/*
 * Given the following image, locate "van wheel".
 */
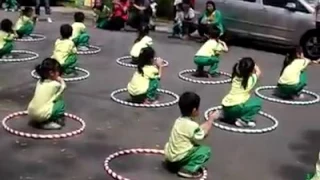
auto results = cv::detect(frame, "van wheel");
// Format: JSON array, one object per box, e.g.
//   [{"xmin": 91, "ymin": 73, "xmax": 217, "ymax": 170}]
[{"xmin": 301, "ymin": 29, "xmax": 320, "ymax": 60}]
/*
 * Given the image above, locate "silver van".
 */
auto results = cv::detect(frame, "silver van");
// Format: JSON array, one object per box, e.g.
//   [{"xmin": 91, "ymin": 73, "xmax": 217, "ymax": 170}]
[{"xmin": 196, "ymin": 0, "xmax": 320, "ymax": 58}]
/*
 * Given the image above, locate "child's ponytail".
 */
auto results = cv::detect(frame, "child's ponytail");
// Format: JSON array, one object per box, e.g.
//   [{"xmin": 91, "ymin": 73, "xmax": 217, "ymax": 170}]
[
  {"xmin": 280, "ymin": 46, "xmax": 300, "ymax": 76},
  {"xmin": 232, "ymin": 57, "xmax": 255, "ymax": 89},
  {"xmin": 35, "ymin": 64, "xmax": 45, "ymax": 81},
  {"xmin": 231, "ymin": 62, "xmax": 239, "ymax": 79}
]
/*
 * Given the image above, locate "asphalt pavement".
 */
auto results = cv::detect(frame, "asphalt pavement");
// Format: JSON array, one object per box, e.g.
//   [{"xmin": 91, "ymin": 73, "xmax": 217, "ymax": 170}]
[{"xmin": 0, "ymin": 10, "xmax": 319, "ymax": 180}]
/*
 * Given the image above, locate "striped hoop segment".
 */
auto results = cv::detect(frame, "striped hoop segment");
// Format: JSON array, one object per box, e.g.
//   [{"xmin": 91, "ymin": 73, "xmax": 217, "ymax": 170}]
[
  {"xmin": 104, "ymin": 148, "xmax": 208, "ymax": 180},
  {"xmin": 2, "ymin": 111, "xmax": 86, "ymax": 139}
]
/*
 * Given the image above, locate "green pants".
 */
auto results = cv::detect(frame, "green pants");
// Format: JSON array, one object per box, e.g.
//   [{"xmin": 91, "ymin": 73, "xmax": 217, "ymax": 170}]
[
  {"xmin": 223, "ymin": 97, "xmax": 262, "ymax": 123},
  {"xmin": 146, "ymin": 78, "xmax": 160, "ymax": 101},
  {"xmin": 49, "ymin": 97, "xmax": 65, "ymax": 121},
  {"xmin": 277, "ymin": 71, "xmax": 307, "ymax": 97},
  {"xmin": 96, "ymin": 18, "xmax": 109, "ymax": 29},
  {"xmin": 130, "ymin": 78, "xmax": 160, "ymax": 103},
  {"xmin": 16, "ymin": 22, "xmax": 34, "ymax": 38},
  {"xmin": 0, "ymin": 41, "xmax": 14, "ymax": 58},
  {"xmin": 166, "ymin": 145, "xmax": 211, "ymax": 173},
  {"xmin": 61, "ymin": 54, "xmax": 77, "ymax": 75},
  {"xmin": 194, "ymin": 56, "xmax": 220, "ymax": 75},
  {"xmin": 73, "ymin": 32, "xmax": 90, "ymax": 47},
  {"xmin": 4, "ymin": 0, "xmax": 17, "ymax": 9},
  {"xmin": 307, "ymin": 152, "xmax": 320, "ymax": 180}
]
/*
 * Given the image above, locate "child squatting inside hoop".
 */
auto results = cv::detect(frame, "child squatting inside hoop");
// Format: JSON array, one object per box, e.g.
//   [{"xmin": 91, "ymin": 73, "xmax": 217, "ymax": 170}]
[
  {"xmin": 71, "ymin": 12, "xmax": 91, "ymax": 51},
  {"xmin": 127, "ymin": 46, "xmax": 164, "ymax": 104},
  {"xmin": 130, "ymin": 25, "xmax": 152, "ymax": 65},
  {"xmin": 15, "ymin": 7, "xmax": 37, "ymax": 39},
  {"xmin": 164, "ymin": 92, "xmax": 219, "ymax": 178},
  {"xmin": 0, "ymin": 19, "xmax": 16, "ymax": 59},
  {"xmin": 52, "ymin": 24, "xmax": 78, "ymax": 75},
  {"xmin": 28, "ymin": 58, "xmax": 66, "ymax": 130},
  {"xmin": 193, "ymin": 26, "xmax": 228, "ymax": 77},
  {"xmin": 276, "ymin": 46, "xmax": 320, "ymax": 100},
  {"xmin": 221, "ymin": 57, "xmax": 262, "ymax": 128}
]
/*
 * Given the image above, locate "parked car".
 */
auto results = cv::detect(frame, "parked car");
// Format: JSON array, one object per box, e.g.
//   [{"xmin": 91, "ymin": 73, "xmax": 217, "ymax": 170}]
[{"xmin": 196, "ymin": 0, "xmax": 320, "ymax": 59}]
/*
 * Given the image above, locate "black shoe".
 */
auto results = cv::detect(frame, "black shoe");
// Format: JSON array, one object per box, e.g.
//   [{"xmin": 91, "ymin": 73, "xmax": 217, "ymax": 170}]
[
  {"xmin": 192, "ymin": 71, "xmax": 209, "ymax": 78},
  {"xmin": 55, "ymin": 118, "xmax": 65, "ymax": 127}
]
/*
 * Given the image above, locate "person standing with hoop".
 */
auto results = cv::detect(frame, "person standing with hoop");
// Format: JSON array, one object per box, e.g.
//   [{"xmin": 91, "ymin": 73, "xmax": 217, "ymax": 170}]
[{"xmin": 35, "ymin": 0, "xmax": 52, "ymax": 23}]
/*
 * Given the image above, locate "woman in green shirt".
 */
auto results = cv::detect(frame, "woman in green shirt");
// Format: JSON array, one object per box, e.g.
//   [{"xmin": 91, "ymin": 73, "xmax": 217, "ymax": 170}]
[{"xmin": 198, "ymin": 1, "xmax": 224, "ymax": 40}]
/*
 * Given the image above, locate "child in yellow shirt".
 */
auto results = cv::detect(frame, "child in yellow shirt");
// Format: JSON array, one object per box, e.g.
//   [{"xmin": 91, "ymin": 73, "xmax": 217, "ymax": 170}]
[
  {"xmin": 15, "ymin": 7, "xmax": 36, "ymax": 38},
  {"xmin": 28, "ymin": 58, "xmax": 66, "ymax": 130},
  {"xmin": 130, "ymin": 25, "xmax": 152, "ymax": 64},
  {"xmin": 52, "ymin": 24, "xmax": 78, "ymax": 75},
  {"xmin": 127, "ymin": 46, "xmax": 163, "ymax": 104},
  {"xmin": 221, "ymin": 57, "xmax": 262, "ymax": 128},
  {"xmin": 164, "ymin": 92, "xmax": 218, "ymax": 178},
  {"xmin": 0, "ymin": 19, "xmax": 16, "ymax": 58},
  {"xmin": 277, "ymin": 46, "xmax": 319, "ymax": 99},
  {"xmin": 193, "ymin": 26, "xmax": 228, "ymax": 77},
  {"xmin": 71, "ymin": 12, "xmax": 90, "ymax": 51}
]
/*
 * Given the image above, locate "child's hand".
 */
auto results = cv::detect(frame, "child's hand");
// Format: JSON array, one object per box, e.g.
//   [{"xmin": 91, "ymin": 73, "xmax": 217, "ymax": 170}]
[
  {"xmin": 55, "ymin": 76, "xmax": 63, "ymax": 83},
  {"xmin": 208, "ymin": 110, "xmax": 219, "ymax": 122},
  {"xmin": 155, "ymin": 57, "xmax": 164, "ymax": 67}
]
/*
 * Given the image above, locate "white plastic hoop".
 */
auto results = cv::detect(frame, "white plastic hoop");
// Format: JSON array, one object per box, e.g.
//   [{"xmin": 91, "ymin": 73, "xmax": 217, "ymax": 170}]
[
  {"xmin": 255, "ymin": 85, "xmax": 320, "ymax": 105},
  {"xmin": 2, "ymin": 111, "xmax": 86, "ymax": 139},
  {"xmin": 178, "ymin": 69, "xmax": 232, "ymax": 85},
  {"xmin": 104, "ymin": 148, "xmax": 208, "ymax": 180},
  {"xmin": 0, "ymin": 50, "xmax": 39, "ymax": 62},
  {"xmin": 31, "ymin": 67, "xmax": 90, "ymax": 82},
  {"xmin": 204, "ymin": 106, "xmax": 279, "ymax": 134},
  {"xmin": 15, "ymin": 34, "xmax": 46, "ymax": 42},
  {"xmin": 116, "ymin": 56, "xmax": 169, "ymax": 68},
  {"xmin": 77, "ymin": 45, "xmax": 101, "ymax": 55},
  {"xmin": 110, "ymin": 88, "xmax": 179, "ymax": 108}
]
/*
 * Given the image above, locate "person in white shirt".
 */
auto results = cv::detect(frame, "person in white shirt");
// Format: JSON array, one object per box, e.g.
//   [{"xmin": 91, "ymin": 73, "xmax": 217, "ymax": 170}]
[{"xmin": 180, "ymin": 0, "xmax": 197, "ymax": 39}]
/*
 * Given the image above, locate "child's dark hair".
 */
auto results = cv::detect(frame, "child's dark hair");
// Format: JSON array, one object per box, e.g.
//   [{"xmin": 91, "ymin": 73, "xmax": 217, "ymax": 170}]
[
  {"xmin": 280, "ymin": 46, "xmax": 303, "ymax": 75},
  {"xmin": 134, "ymin": 25, "xmax": 150, "ymax": 43},
  {"xmin": 35, "ymin": 58, "xmax": 61, "ymax": 81},
  {"xmin": 74, "ymin": 12, "xmax": 85, "ymax": 22},
  {"xmin": 60, "ymin": 24, "xmax": 73, "ymax": 39},
  {"xmin": 206, "ymin": 0, "xmax": 216, "ymax": 10},
  {"xmin": 179, "ymin": 92, "xmax": 200, "ymax": 117},
  {"xmin": 232, "ymin": 57, "xmax": 256, "ymax": 89},
  {"xmin": 208, "ymin": 26, "xmax": 220, "ymax": 39},
  {"xmin": 0, "ymin": 19, "xmax": 14, "ymax": 33},
  {"xmin": 21, "ymin": 7, "xmax": 33, "ymax": 17},
  {"xmin": 182, "ymin": 0, "xmax": 191, "ymax": 5},
  {"xmin": 137, "ymin": 46, "xmax": 155, "ymax": 76}
]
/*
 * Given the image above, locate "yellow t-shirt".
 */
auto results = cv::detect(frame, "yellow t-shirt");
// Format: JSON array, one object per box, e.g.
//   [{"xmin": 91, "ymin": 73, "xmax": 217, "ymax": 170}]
[
  {"xmin": 127, "ymin": 65, "xmax": 159, "ymax": 96},
  {"xmin": 27, "ymin": 79, "xmax": 66, "ymax": 121},
  {"xmin": 71, "ymin": 22, "xmax": 86, "ymax": 39},
  {"xmin": 0, "ymin": 30, "xmax": 15, "ymax": 49},
  {"xmin": 222, "ymin": 74, "xmax": 258, "ymax": 106},
  {"xmin": 278, "ymin": 58, "xmax": 310, "ymax": 85},
  {"xmin": 164, "ymin": 117, "xmax": 205, "ymax": 162},
  {"xmin": 195, "ymin": 39, "xmax": 224, "ymax": 57},
  {"xmin": 51, "ymin": 39, "xmax": 77, "ymax": 65},
  {"xmin": 15, "ymin": 16, "xmax": 33, "ymax": 30},
  {"xmin": 130, "ymin": 36, "xmax": 153, "ymax": 58}
]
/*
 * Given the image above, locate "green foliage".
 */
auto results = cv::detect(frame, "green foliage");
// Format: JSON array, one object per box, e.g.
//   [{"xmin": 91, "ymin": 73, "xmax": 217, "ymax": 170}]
[{"xmin": 156, "ymin": 0, "xmax": 173, "ymax": 19}]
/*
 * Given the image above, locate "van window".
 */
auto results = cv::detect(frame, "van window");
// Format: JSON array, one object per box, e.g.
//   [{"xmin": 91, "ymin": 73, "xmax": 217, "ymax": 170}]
[{"xmin": 263, "ymin": 0, "xmax": 309, "ymax": 13}]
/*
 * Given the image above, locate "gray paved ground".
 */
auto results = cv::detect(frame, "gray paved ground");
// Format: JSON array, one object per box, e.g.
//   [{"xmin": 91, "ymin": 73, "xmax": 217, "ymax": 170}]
[{"xmin": 0, "ymin": 10, "xmax": 319, "ymax": 180}]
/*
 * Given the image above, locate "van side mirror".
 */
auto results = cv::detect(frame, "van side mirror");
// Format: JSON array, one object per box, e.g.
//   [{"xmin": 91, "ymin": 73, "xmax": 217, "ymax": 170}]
[{"xmin": 285, "ymin": 2, "xmax": 296, "ymax": 11}]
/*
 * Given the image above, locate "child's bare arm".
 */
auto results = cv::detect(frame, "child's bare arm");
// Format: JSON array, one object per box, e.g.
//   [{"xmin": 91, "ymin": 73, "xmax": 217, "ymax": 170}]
[
  {"xmin": 219, "ymin": 40, "xmax": 228, "ymax": 52},
  {"xmin": 200, "ymin": 111, "xmax": 219, "ymax": 135},
  {"xmin": 254, "ymin": 64, "xmax": 262, "ymax": 78}
]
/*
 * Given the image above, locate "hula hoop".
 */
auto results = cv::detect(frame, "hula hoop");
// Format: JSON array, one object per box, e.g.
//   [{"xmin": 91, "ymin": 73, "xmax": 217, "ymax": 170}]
[
  {"xmin": 31, "ymin": 67, "xmax": 90, "ymax": 82},
  {"xmin": 255, "ymin": 85, "xmax": 320, "ymax": 105},
  {"xmin": 77, "ymin": 45, "xmax": 101, "ymax": 55},
  {"xmin": 116, "ymin": 56, "xmax": 169, "ymax": 68},
  {"xmin": 204, "ymin": 106, "xmax": 279, "ymax": 134},
  {"xmin": 178, "ymin": 69, "xmax": 232, "ymax": 85},
  {"xmin": 0, "ymin": 50, "xmax": 39, "ymax": 62},
  {"xmin": 104, "ymin": 148, "xmax": 208, "ymax": 180},
  {"xmin": 2, "ymin": 111, "xmax": 86, "ymax": 139},
  {"xmin": 110, "ymin": 88, "xmax": 179, "ymax": 108},
  {"xmin": 15, "ymin": 34, "xmax": 46, "ymax": 42}
]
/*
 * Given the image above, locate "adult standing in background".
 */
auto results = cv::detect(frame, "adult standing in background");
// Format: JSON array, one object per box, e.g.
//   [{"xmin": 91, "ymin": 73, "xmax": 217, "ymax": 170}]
[{"xmin": 35, "ymin": 0, "xmax": 52, "ymax": 23}]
